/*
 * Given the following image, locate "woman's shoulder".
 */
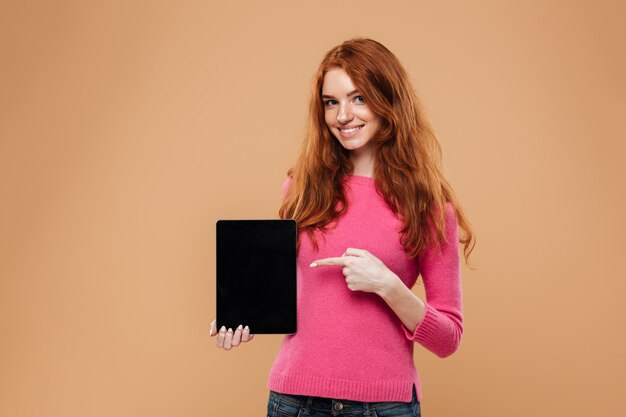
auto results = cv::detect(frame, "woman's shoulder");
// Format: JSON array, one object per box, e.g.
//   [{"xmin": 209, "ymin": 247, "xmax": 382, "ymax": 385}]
[
  {"xmin": 443, "ymin": 201, "xmax": 456, "ymax": 221},
  {"xmin": 424, "ymin": 201, "xmax": 458, "ymax": 244},
  {"xmin": 281, "ymin": 175, "xmax": 293, "ymax": 198},
  {"xmin": 430, "ymin": 201, "xmax": 457, "ymax": 223}
]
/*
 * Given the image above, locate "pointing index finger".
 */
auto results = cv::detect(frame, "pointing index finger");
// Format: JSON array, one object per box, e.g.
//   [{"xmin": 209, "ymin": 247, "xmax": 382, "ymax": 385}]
[{"xmin": 310, "ymin": 257, "xmax": 347, "ymax": 267}]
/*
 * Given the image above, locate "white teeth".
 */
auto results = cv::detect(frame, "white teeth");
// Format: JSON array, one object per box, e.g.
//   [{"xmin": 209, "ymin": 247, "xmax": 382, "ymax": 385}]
[{"xmin": 339, "ymin": 125, "xmax": 363, "ymax": 133}]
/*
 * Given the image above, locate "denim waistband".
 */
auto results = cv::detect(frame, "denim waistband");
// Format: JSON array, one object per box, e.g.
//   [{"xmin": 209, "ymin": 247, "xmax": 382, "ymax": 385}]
[{"xmin": 269, "ymin": 385, "xmax": 418, "ymax": 414}]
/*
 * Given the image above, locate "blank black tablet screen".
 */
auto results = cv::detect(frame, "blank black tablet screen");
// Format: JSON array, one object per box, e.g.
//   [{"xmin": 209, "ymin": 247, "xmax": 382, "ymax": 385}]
[{"xmin": 216, "ymin": 219, "xmax": 296, "ymax": 334}]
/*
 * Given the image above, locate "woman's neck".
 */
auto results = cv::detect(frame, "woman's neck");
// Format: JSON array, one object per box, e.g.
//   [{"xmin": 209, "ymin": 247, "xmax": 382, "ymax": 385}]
[{"xmin": 349, "ymin": 147, "xmax": 375, "ymax": 177}]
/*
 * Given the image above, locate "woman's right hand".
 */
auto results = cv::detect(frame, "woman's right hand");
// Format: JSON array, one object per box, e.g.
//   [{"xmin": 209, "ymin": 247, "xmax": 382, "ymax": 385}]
[{"xmin": 209, "ymin": 319, "xmax": 255, "ymax": 350}]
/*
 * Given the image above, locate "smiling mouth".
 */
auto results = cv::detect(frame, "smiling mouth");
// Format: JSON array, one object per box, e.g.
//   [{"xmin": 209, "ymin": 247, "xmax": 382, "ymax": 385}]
[{"xmin": 338, "ymin": 125, "xmax": 364, "ymax": 133}]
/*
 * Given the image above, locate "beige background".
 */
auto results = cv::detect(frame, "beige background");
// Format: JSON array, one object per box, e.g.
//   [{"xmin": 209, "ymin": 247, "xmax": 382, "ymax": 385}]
[{"xmin": 1, "ymin": 1, "xmax": 625, "ymax": 416}]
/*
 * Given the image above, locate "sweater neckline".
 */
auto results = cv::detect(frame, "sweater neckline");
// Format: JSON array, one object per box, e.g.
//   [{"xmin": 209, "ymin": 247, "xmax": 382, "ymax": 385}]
[{"xmin": 344, "ymin": 174, "xmax": 375, "ymax": 186}]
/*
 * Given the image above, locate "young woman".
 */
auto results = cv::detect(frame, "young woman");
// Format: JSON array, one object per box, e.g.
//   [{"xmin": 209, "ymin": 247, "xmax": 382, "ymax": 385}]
[{"xmin": 210, "ymin": 37, "xmax": 475, "ymax": 417}]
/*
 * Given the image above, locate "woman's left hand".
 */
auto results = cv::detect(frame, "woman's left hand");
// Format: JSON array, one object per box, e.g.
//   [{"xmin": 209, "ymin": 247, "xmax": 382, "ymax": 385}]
[{"xmin": 310, "ymin": 247, "xmax": 397, "ymax": 295}]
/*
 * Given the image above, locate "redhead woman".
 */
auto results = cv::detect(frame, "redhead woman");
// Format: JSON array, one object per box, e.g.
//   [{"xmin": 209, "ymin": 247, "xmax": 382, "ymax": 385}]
[{"xmin": 209, "ymin": 37, "xmax": 475, "ymax": 417}]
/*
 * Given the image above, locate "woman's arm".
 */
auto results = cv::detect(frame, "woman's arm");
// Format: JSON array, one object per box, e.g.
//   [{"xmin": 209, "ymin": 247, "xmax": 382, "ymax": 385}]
[
  {"xmin": 378, "ymin": 273, "xmax": 428, "ymax": 338},
  {"xmin": 378, "ymin": 202, "xmax": 464, "ymax": 358}
]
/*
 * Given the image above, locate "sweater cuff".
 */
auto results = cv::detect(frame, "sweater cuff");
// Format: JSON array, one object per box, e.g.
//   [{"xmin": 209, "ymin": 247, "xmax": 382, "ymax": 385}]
[{"xmin": 401, "ymin": 303, "xmax": 440, "ymax": 342}]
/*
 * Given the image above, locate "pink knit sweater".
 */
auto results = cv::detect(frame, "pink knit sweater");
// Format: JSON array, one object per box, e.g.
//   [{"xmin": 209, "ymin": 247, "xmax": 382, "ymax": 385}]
[{"xmin": 266, "ymin": 174, "xmax": 463, "ymax": 403}]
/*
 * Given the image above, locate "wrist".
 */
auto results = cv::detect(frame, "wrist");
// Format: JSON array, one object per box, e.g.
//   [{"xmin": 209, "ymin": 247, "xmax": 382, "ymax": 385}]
[{"xmin": 377, "ymin": 270, "xmax": 402, "ymax": 300}]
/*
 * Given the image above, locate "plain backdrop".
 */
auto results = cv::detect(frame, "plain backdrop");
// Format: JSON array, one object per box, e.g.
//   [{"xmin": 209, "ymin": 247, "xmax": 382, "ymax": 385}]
[{"xmin": 1, "ymin": 1, "xmax": 625, "ymax": 416}]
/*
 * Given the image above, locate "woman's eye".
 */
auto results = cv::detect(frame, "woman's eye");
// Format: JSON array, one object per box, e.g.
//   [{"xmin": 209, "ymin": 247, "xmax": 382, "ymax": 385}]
[{"xmin": 323, "ymin": 97, "xmax": 364, "ymax": 106}]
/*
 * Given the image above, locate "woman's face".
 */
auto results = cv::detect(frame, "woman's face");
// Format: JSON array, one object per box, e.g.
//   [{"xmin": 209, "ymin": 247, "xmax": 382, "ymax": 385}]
[{"xmin": 322, "ymin": 68, "xmax": 382, "ymax": 153}]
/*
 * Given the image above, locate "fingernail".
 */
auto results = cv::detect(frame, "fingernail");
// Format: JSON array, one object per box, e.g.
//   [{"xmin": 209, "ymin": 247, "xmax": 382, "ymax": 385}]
[
  {"xmin": 237, "ymin": 325, "xmax": 243, "ymax": 330},
  {"xmin": 227, "ymin": 328, "xmax": 233, "ymax": 333},
  {"xmin": 220, "ymin": 326, "xmax": 226, "ymax": 332},
  {"xmin": 244, "ymin": 325, "xmax": 249, "ymax": 331},
  {"xmin": 309, "ymin": 262, "xmax": 317, "ymax": 267}
]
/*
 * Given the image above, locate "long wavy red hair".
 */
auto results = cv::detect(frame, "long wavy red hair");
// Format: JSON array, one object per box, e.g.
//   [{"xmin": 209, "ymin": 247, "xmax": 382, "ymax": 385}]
[{"xmin": 279, "ymin": 38, "xmax": 476, "ymax": 267}]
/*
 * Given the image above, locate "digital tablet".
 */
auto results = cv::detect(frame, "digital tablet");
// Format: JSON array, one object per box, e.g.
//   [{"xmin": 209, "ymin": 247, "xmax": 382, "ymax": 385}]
[{"xmin": 216, "ymin": 219, "xmax": 297, "ymax": 334}]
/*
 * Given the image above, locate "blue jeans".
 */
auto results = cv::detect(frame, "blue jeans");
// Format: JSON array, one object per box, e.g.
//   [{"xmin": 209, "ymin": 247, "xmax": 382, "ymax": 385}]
[{"xmin": 267, "ymin": 385, "xmax": 421, "ymax": 417}]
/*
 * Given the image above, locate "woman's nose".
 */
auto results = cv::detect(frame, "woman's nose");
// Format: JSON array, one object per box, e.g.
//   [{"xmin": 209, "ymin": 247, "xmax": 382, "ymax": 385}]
[{"xmin": 337, "ymin": 103, "xmax": 353, "ymax": 124}]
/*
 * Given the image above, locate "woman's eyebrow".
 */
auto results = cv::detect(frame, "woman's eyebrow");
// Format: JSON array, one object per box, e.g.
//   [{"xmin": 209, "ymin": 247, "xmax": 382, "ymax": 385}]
[{"xmin": 321, "ymin": 89, "xmax": 360, "ymax": 99}]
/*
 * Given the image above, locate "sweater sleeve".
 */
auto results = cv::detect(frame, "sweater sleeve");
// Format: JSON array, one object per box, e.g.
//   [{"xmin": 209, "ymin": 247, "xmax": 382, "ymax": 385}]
[{"xmin": 401, "ymin": 201, "xmax": 464, "ymax": 358}]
